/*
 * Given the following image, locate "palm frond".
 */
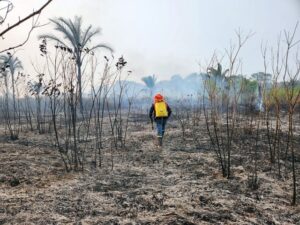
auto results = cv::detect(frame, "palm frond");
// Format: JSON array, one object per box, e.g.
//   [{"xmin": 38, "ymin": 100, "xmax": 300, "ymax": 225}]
[
  {"xmin": 82, "ymin": 27, "xmax": 101, "ymax": 47},
  {"xmin": 49, "ymin": 18, "xmax": 76, "ymax": 47},
  {"xmin": 89, "ymin": 44, "xmax": 113, "ymax": 53},
  {"xmin": 64, "ymin": 17, "xmax": 81, "ymax": 45},
  {"xmin": 39, "ymin": 34, "xmax": 69, "ymax": 48},
  {"xmin": 82, "ymin": 25, "xmax": 94, "ymax": 46}
]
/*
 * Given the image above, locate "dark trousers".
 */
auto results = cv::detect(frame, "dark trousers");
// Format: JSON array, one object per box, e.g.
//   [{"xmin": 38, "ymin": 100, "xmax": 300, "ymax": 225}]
[{"xmin": 155, "ymin": 118, "xmax": 167, "ymax": 137}]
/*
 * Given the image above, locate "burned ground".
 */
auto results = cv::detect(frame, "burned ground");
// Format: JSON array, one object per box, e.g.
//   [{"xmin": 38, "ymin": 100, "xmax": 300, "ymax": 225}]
[{"xmin": 0, "ymin": 119, "xmax": 299, "ymax": 225}]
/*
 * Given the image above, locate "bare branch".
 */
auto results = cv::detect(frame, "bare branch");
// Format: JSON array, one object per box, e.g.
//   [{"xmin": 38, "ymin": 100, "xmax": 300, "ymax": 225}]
[
  {"xmin": 0, "ymin": 0, "xmax": 53, "ymax": 37},
  {"xmin": 0, "ymin": 0, "xmax": 13, "ymax": 25},
  {"xmin": 0, "ymin": 15, "xmax": 49, "ymax": 54}
]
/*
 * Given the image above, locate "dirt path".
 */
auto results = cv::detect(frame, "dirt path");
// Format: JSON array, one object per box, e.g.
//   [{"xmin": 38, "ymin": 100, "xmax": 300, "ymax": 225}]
[{"xmin": 0, "ymin": 128, "xmax": 299, "ymax": 224}]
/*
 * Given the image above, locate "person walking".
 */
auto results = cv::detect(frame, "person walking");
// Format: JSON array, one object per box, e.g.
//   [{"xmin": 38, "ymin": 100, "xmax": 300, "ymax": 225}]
[{"xmin": 149, "ymin": 93, "xmax": 172, "ymax": 147}]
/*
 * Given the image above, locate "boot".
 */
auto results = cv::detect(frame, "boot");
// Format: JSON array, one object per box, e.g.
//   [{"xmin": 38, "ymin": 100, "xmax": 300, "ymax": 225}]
[
  {"xmin": 158, "ymin": 136, "xmax": 163, "ymax": 147},
  {"xmin": 154, "ymin": 136, "xmax": 160, "ymax": 147}
]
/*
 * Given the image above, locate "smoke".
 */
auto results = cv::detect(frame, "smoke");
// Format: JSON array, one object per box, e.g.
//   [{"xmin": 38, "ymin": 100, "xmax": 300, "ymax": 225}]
[
  {"xmin": 294, "ymin": 0, "xmax": 300, "ymax": 13},
  {"xmin": 111, "ymin": 73, "xmax": 205, "ymax": 101}
]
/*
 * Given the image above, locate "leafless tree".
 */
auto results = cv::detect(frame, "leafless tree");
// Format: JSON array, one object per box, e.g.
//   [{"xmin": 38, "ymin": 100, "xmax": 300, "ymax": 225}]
[
  {"xmin": 281, "ymin": 23, "xmax": 300, "ymax": 205},
  {"xmin": 203, "ymin": 30, "xmax": 253, "ymax": 178},
  {"xmin": 0, "ymin": 0, "xmax": 53, "ymax": 53}
]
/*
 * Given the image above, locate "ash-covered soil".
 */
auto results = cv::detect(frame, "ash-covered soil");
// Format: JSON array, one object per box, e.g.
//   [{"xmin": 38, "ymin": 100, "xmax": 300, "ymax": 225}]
[{"xmin": 0, "ymin": 124, "xmax": 299, "ymax": 225}]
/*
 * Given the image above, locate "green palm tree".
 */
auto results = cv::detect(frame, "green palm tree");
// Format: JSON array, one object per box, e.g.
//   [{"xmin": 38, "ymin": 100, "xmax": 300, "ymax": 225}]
[
  {"xmin": 142, "ymin": 74, "xmax": 157, "ymax": 98},
  {"xmin": 39, "ymin": 16, "xmax": 113, "ymax": 112},
  {"xmin": 207, "ymin": 63, "xmax": 230, "ymax": 90},
  {"xmin": 207, "ymin": 63, "xmax": 229, "ymax": 78}
]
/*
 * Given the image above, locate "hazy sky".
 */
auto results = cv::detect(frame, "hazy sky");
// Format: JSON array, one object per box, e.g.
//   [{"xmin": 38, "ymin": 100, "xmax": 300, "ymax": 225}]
[{"xmin": 1, "ymin": 0, "xmax": 300, "ymax": 81}]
